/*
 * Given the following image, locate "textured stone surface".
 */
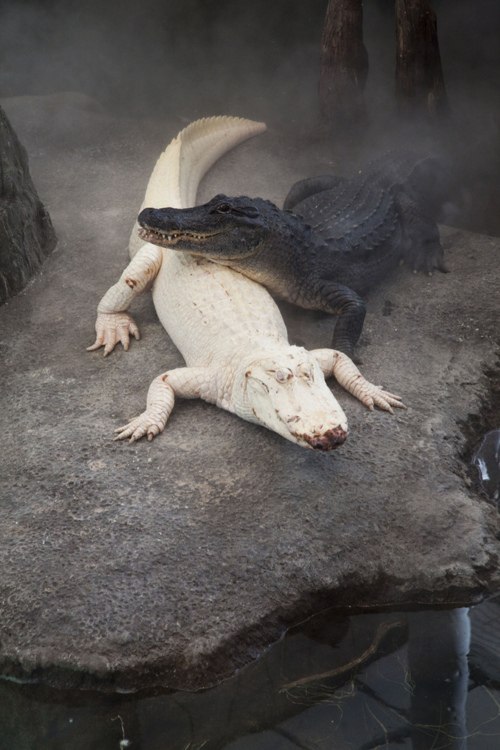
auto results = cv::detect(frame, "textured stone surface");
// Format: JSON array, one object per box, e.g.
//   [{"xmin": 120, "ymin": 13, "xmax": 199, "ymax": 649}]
[
  {"xmin": 0, "ymin": 93, "xmax": 499, "ymax": 691},
  {"xmin": 0, "ymin": 104, "xmax": 56, "ymax": 304}
]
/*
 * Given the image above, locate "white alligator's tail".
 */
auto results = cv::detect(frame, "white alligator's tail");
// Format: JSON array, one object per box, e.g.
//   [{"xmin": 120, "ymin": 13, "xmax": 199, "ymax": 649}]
[{"xmin": 129, "ymin": 116, "xmax": 267, "ymax": 258}]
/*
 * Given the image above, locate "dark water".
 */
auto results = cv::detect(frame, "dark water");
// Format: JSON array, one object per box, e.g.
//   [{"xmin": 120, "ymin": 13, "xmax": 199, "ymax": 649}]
[
  {"xmin": 1, "ymin": 596, "xmax": 500, "ymax": 749},
  {"xmin": 473, "ymin": 430, "xmax": 500, "ymax": 505}
]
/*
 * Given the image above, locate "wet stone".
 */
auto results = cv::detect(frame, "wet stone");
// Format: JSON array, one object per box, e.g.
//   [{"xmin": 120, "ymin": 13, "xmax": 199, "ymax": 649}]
[{"xmin": 0, "ymin": 93, "xmax": 499, "ymax": 691}]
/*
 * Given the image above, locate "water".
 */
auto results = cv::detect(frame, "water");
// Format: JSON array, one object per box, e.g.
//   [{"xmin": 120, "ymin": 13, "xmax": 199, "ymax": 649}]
[
  {"xmin": 1, "ymin": 596, "xmax": 500, "ymax": 749},
  {"xmin": 473, "ymin": 430, "xmax": 500, "ymax": 504}
]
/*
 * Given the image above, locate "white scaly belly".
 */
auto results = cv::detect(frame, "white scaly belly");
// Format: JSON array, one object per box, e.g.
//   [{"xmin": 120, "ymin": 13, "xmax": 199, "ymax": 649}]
[{"xmin": 152, "ymin": 249, "xmax": 288, "ymax": 368}]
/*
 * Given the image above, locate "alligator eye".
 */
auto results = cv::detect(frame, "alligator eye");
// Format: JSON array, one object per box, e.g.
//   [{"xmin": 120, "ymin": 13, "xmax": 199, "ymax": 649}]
[
  {"xmin": 216, "ymin": 203, "xmax": 232, "ymax": 213},
  {"xmin": 276, "ymin": 369, "xmax": 292, "ymax": 383}
]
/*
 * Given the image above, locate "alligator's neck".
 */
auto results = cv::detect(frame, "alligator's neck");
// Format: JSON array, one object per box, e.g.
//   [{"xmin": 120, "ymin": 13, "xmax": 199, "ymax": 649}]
[{"xmin": 213, "ymin": 212, "xmax": 324, "ymax": 305}]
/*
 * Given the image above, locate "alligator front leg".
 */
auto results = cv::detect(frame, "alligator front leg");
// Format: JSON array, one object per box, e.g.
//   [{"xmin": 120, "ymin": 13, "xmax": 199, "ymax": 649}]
[
  {"xmin": 87, "ymin": 244, "xmax": 163, "ymax": 355},
  {"xmin": 311, "ymin": 348, "xmax": 405, "ymax": 413},
  {"xmin": 114, "ymin": 367, "xmax": 211, "ymax": 443},
  {"xmin": 308, "ymin": 281, "xmax": 366, "ymax": 359}
]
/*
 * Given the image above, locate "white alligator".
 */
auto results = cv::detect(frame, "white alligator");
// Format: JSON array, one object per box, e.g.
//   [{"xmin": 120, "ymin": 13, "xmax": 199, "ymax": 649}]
[{"xmin": 88, "ymin": 116, "xmax": 404, "ymax": 450}]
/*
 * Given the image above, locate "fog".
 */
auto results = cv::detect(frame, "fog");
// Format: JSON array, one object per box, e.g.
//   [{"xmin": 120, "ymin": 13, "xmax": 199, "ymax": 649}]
[
  {"xmin": 0, "ymin": 0, "xmax": 325, "ymax": 122},
  {"xmin": 1, "ymin": 0, "xmax": 499, "ymax": 232}
]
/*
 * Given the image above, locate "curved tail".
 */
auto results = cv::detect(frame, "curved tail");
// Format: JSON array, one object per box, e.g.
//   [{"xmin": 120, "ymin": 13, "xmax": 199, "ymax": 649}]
[{"xmin": 129, "ymin": 116, "xmax": 266, "ymax": 257}]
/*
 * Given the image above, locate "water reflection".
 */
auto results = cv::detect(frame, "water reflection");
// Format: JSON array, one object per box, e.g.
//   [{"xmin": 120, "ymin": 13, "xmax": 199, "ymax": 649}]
[
  {"xmin": 473, "ymin": 429, "xmax": 500, "ymax": 504},
  {"xmin": 407, "ymin": 610, "xmax": 469, "ymax": 750},
  {"xmin": 1, "ymin": 598, "xmax": 500, "ymax": 749}
]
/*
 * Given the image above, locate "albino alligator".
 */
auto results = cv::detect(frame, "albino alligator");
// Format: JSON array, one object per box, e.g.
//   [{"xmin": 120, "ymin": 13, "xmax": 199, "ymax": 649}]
[
  {"xmin": 88, "ymin": 117, "xmax": 404, "ymax": 450},
  {"xmin": 138, "ymin": 152, "xmax": 448, "ymax": 357}
]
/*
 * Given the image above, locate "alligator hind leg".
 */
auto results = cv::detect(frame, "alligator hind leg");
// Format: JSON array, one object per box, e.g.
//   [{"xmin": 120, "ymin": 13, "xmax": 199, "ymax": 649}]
[
  {"xmin": 114, "ymin": 366, "xmax": 210, "ymax": 443},
  {"xmin": 398, "ymin": 195, "xmax": 448, "ymax": 274},
  {"xmin": 283, "ymin": 175, "xmax": 347, "ymax": 211},
  {"xmin": 307, "ymin": 280, "xmax": 366, "ymax": 359},
  {"xmin": 311, "ymin": 349, "xmax": 406, "ymax": 412}
]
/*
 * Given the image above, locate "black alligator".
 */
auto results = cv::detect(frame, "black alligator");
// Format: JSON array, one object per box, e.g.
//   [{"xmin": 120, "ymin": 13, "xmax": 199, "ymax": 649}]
[{"xmin": 138, "ymin": 153, "xmax": 449, "ymax": 357}]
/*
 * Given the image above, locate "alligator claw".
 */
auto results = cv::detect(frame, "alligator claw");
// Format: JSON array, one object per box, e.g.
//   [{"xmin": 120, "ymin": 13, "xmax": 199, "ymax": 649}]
[
  {"xmin": 87, "ymin": 312, "xmax": 140, "ymax": 356},
  {"xmin": 362, "ymin": 386, "xmax": 406, "ymax": 413},
  {"xmin": 114, "ymin": 412, "xmax": 165, "ymax": 443}
]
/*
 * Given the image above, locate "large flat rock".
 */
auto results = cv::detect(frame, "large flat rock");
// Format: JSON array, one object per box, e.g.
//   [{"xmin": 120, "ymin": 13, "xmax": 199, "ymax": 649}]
[{"xmin": 0, "ymin": 94, "xmax": 499, "ymax": 691}]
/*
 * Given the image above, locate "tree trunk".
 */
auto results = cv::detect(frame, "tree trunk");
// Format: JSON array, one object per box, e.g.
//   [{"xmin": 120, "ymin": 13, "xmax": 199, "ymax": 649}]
[
  {"xmin": 395, "ymin": 0, "xmax": 449, "ymax": 116},
  {"xmin": 319, "ymin": 0, "xmax": 368, "ymax": 129}
]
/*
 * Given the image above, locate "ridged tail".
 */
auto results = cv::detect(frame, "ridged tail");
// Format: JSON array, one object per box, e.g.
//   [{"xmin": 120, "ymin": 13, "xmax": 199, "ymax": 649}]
[{"xmin": 129, "ymin": 116, "xmax": 267, "ymax": 257}]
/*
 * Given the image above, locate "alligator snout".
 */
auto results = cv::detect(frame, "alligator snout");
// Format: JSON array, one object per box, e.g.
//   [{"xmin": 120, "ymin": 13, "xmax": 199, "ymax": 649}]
[
  {"xmin": 304, "ymin": 427, "xmax": 348, "ymax": 451},
  {"xmin": 139, "ymin": 207, "xmax": 178, "ymax": 230}
]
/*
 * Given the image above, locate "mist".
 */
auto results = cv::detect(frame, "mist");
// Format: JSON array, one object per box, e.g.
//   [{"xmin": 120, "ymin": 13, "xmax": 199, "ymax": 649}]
[{"xmin": 1, "ymin": 0, "xmax": 499, "ymax": 232}]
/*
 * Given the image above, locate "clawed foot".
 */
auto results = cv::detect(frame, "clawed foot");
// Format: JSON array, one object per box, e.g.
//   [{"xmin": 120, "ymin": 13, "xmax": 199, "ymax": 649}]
[
  {"xmin": 404, "ymin": 240, "xmax": 449, "ymax": 276},
  {"xmin": 87, "ymin": 312, "xmax": 140, "ymax": 356},
  {"xmin": 354, "ymin": 379, "xmax": 406, "ymax": 413},
  {"xmin": 114, "ymin": 411, "xmax": 166, "ymax": 443},
  {"xmin": 329, "ymin": 351, "xmax": 406, "ymax": 414}
]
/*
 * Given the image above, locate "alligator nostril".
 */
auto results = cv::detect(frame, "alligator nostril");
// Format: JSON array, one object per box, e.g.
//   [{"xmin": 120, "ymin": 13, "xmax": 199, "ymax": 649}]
[
  {"xmin": 139, "ymin": 207, "xmax": 177, "ymax": 230},
  {"xmin": 138, "ymin": 207, "xmax": 160, "ymax": 227}
]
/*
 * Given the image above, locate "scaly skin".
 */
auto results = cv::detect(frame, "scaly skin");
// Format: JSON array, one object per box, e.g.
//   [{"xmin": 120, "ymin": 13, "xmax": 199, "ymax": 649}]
[
  {"xmin": 138, "ymin": 152, "xmax": 449, "ymax": 357},
  {"xmin": 88, "ymin": 117, "xmax": 404, "ymax": 450}
]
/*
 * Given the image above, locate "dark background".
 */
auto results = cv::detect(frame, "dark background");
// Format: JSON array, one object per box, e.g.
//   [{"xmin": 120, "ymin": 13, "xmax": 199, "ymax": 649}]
[
  {"xmin": 1, "ymin": 1, "xmax": 499, "ymax": 118},
  {"xmin": 1, "ymin": 0, "xmax": 499, "ymax": 232}
]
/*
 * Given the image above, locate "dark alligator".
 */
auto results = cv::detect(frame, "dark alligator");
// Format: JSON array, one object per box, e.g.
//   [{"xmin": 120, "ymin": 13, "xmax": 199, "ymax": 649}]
[{"xmin": 138, "ymin": 153, "xmax": 450, "ymax": 357}]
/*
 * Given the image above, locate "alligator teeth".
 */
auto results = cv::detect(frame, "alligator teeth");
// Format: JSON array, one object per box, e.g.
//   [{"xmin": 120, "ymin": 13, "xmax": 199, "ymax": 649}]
[{"xmin": 138, "ymin": 226, "xmax": 209, "ymax": 244}]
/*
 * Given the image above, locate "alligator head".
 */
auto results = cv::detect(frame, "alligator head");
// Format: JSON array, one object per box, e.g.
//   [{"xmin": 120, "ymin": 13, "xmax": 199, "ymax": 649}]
[
  {"xmin": 232, "ymin": 347, "xmax": 348, "ymax": 451},
  {"xmin": 137, "ymin": 194, "xmax": 307, "ymax": 267}
]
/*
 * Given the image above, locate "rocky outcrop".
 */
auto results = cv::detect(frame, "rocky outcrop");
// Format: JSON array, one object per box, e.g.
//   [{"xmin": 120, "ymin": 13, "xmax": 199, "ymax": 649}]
[
  {"xmin": 0, "ymin": 105, "xmax": 56, "ymax": 304},
  {"xmin": 0, "ymin": 96, "xmax": 498, "ymax": 692}
]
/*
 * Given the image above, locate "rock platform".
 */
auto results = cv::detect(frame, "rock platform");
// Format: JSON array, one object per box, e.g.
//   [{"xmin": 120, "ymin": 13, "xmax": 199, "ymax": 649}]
[{"xmin": 0, "ymin": 94, "xmax": 498, "ymax": 690}]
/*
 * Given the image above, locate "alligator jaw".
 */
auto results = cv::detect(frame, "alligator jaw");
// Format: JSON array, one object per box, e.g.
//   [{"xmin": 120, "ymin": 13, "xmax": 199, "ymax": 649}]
[
  {"xmin": 138, "ymin": 224, "xmax": 260, "ymax": 262},
  {"xmin": 137, "ymin": 225, "xmax": 220, "ymax": 248}
]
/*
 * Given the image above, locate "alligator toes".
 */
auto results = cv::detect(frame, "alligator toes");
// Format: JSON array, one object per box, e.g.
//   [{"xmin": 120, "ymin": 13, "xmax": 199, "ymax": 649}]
[
  {"xmin": 88, "ymin": 312, "xmax": 141, "ymax": 356},
  {"xmin": 407, "ymin": 241, "xmax": 447, "ymax": 277},
  {"xmin": 362, "ymin": 386, "xmax": 406, "ymax": 413},
  {"xmin": 114, "ymin": 412, "xmax": 166, "ymax": 443},
  {"xmin": 372, "ymin": 393, "xmax": 404, "ymax": 412}
]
